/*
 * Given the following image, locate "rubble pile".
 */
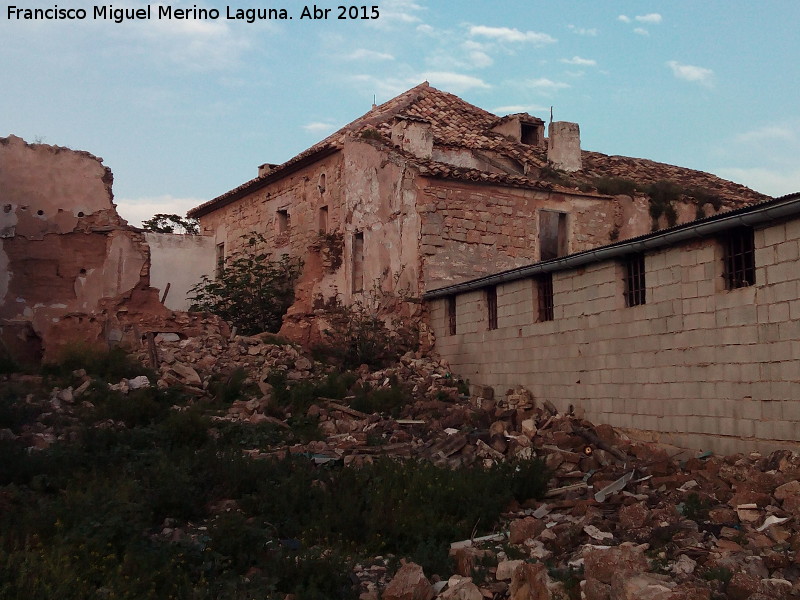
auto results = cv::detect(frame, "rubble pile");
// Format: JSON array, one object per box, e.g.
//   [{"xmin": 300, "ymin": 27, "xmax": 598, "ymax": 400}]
[{"xmin": 4, "ymin": 333, "xmax": 800, "ymax": 600}]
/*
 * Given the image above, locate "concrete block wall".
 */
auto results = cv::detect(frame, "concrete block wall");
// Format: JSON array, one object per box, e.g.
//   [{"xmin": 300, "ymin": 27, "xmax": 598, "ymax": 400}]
[{"xmin": 431, "ymin": 219, "xmax": 800, "ymax": 454}]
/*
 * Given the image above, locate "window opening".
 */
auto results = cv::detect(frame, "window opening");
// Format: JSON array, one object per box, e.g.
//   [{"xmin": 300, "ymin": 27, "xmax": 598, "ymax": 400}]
[
  {"xmin": 447, "ymin": 296, "xmax": 457, "ymax": 335},
  {"xmin": 319, "ymin": 206, "xmax": 329, "ymax": 233},
  {"xmin": 277, "ymin": 209, "xmax": 290, "ymax": 234},
  {"xmin": 723, "ymin": 227, "xmax": 755, "ymax": 289},
  {"xmin": 536, "ymin": 273, "xmax": 554, "ymax": 322},
  {"xmin": 486, "ymin": 286, "xmax": 498, "ymax": 330},
  {"xmin": 352, "ymin": 232, "xmax": 364, "ymax": 292},
  {"xmin": 215, "ymin": 243, "xmax": 225, "ymax": 279},
  {"xmin": 539, "ymin": 211, "xmax": 568, "ymax": 261},
  {"xmin": 521, "ymin": 123, "xmax": 540, "ymax": 145},
  {"xmin": 623, "ymin": 254, "xmax": 646, "ymax": 307}
]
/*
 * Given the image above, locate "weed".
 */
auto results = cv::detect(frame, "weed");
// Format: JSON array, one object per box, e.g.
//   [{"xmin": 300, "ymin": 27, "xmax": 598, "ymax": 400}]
[
  {"xmin": 360, "ymin": 128, "xmax": 384, "ymax": 141},
  {"xmin": 701, "ymin": 566, "xmax": 733, "ymax": 584},
  {"xmin": 594, "ymin": 176, "xmax": 637, "ymax": 196},
  {"xmin": 189, "ymin": 233, "xmax": 302, "ymax": 335},
  {"xmin": 680, "ymin": 492, "xmax": 711, "ymax": 522},
  {"xmin": 43, "ymin": 343, "xmax": 150, "ymax": 384}
]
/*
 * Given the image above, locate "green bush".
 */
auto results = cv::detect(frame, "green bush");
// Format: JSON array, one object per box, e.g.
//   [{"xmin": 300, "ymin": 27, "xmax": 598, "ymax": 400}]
[
  {"xmin": 189, "ymin": 233, "xmax": 303, "ymax": 335},
  {"xmin": 593, "ymin": 176, "xmax": 637, "ymax": 196},
  {"xmin": 43, "ymin": 344, "xmax": 150, "ymax": 384},
  {"xmin": 313, "ymin": 294, "xmax": 419, "ymax": 370}
]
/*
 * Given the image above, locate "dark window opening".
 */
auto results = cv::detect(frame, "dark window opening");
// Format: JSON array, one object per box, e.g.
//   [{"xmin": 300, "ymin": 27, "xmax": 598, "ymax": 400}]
[
  {"xmin": 319, "ymin": 206, "xmax": 329, "ymax": 233},
  {"xmin": 447, "ymin": 296, "xmax": 457, "ymax": 335},
  {"xmin": 623, "ymin": 254, "xmax": 646, "ymax": 307},
  {"xmin": 521, "ymin": 123, "xmax": 540, "ymax": 145},
  {"xmin": 723, "ymin": 227, "xmax": 756, "ymax": 289},
  {"xmin": 486, "ymin": 286, "xmax": 498, "ymax": 330},
  {"xmin": 277, "ymin": 209, "xmax": 290, "ymax": 234},
  {"xmin": 215, "ymin": 243, "xmax": 225, "ymax": 279},
  {"xmin": 352, "ymin": 232, "xmax": 364, "ymax": 292},
  {"xmin": 539, "ymin": 210, "xmax": 568, "ymax": 261},
  {"xmin": 536, "ymin": 274, "xmax": 554, "ymax": 322}
]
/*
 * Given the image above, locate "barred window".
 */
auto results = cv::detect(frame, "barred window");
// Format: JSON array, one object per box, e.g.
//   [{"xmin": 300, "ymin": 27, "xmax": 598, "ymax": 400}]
[
  {"xmin": 486, "ymin": 286, "xmax": 498, "ymax": 330},
  {"xmin": 623, "ymin": 254, "xmax": 646, "ymax": 307},
  {"xmin": 447, "ymin": 296, "xmax": 457, "ymax": 335},
  {"xmin": 723, "ymin": 227, "xmax": 755, "ymax": 289},
  {"xmin": 536, "ymin": 273, "xmax": 554, "ymax": 322}
]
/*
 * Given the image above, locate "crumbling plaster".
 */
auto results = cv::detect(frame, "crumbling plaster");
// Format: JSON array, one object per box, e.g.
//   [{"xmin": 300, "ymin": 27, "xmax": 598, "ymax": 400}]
[
  {"xmin": 145, "ymin": 232, "xmax": 217, "ymax": 311},
  {"xmin": 0, "ymin": 135, "xmax": 218, "ymax": 363}
]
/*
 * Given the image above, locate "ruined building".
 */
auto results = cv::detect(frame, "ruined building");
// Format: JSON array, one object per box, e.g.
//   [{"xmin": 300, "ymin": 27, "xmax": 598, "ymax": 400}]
[
  {"xmin": 188, "ymin": 82, "xmax": 769, "ymax": 339},
  {"xmin": 0, "ymin": 135, "xmax": 225, "ymax": 364}
]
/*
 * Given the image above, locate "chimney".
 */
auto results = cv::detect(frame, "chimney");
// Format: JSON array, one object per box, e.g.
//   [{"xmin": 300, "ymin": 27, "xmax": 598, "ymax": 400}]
[
  {"xmin": 390, "ymin": 117, "xmax": 433, "ymax": 159},
  {"xmin": 258, "ymin": 163, "xmax": 278, "ymax": 177},
  {"xmin": 547, "ymin": 122, "xmax": 582, "ymax": 172}
]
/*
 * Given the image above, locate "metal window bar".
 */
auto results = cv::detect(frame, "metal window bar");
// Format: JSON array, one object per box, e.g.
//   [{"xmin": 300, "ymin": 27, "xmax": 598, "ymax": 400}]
[
  {"xmin": 624, "ymin": 254, "xmax": 646, "ymax": 307},
  {"xmin": 537, "ymin": 273, "xmax": 554, "ymax": 322},
  {"xmin": 447, "ymin": 296, "xmax": 457, "ymax": 335},
  {"xmin": 724, "ymin": 228, "xmax": 755, "ymax": 289},
  {"xmin": 486, "ymin": 286, "xmax": 498, "ymax": 330}
]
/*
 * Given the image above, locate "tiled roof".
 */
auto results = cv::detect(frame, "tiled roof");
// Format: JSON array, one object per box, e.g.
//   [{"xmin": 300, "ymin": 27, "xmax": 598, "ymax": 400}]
[
  {"xmin": 578, "ymin": 151, "xmax": 769, "ymax": 206},
  {"xmin": 189, "ymin": 82, "xmax": 771, "ymax": 217}
]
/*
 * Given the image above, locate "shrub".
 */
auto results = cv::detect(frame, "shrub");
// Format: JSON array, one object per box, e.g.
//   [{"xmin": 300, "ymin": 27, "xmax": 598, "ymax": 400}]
[
  {"xmin": 189, "ymin": 233, "xmax": 302, "ymax": 335},
  {"xmin": 141, "ymin": 213, "xmax": 199, "ymax": 235},
  {"xmin": 313, "ymin": 292, "xmax": 419, "ymax": 370},
  {"xmin": 42, "ymin": 344, "xmax": 150, "ymax": 384},
  {"xmin": 594, "ymin": 176, "xmax": 637, "ymax": 196}
]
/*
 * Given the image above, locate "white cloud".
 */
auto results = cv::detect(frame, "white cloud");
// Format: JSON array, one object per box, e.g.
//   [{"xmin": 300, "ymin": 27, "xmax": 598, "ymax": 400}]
[
  {"xmin": 467, "ymin": 50, "xmax": 494, "ymax": 68},
  {"xmin": 416, "ymin": 24, "xmax": 435, "ymax": 35},
  {"xmin": 666, "ymin": 60, "xmax": 714, "ymax": 86},
  {"xmin": 524, "ymin": 78, "xmax": 570, "ymax": 92},
  {"xmin": 421, "ymin": 71, "xmax": 490, "ymax": 92},
  {"xmin": 560, "ymin": 56, "xmax": 597, "ymax": 66},
  {"xmin": 633, "ymin": 27, "xmax": 649, "ymax": 36},
  {"xmin": 302, "ymin": 121, "xmax": 338, "ymax": 133},
  {"xmin": 734, "ymin": 125, "xmax": 796, "ymax": 144},
  {"xmin": 716, "ymin": 167, "xmax": 800, "ymax": 198},
  {"xmin": 618, "ymin": 15, "xmax": 631, "ymax": 23},
  {"xmin": 469, "ymin": 25, "xmax": 556, "ymax": 45},
  {"xmin": 373, "ymin": 0, "xmax": 425, "ymax": 26},
  {"xmin": 492, "ymin": 104, "xmax": 549, "ymax": 114},
  {"xmin": 115, "ymin": 195, "xmax": 205, "ymax": 228},
  {"xmin": 567, "ymin": 25, "xmax": 598, "ymax": 36},
  {"xmin": 345, "ymin": 48, "xmax": 395, "ymax": 61},
  {"xmin": 635, "ymin": 13, "xmax": 663, "ymax": 24}
]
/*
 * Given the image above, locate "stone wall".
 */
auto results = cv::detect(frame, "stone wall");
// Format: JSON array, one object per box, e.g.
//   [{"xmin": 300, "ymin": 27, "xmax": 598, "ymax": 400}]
[
  {"xmin": 0, "ymin": 135, "xmax": 152, "ymax": 362},
  {"xmin": 417, "ymin": 180, "xmax": 619, "ymax": 290},
  {"xmin": 430, "ymin": 216, "xmax": 800, "ymax": 454},
  {"xmin": 0, "ymin": 135, "xmax": 220, "ymax": 363},
  {"xmin": 145, "ymin": 232, "xmax": 216, "ymax": 311}
]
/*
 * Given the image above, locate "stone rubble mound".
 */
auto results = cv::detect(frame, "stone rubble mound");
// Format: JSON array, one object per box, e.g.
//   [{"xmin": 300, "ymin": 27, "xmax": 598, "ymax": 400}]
[{"xmin": 7, "ymin": 332, "xmax": 800, "ymax": 600}]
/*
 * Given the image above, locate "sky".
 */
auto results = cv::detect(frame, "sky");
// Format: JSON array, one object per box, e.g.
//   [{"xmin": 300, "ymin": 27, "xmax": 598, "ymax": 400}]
[{"xmin": 2, "ymin": 1, "xmax": 799, "ymax": 226}]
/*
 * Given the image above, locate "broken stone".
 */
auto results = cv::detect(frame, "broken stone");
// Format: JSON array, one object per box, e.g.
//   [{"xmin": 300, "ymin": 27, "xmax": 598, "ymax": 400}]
[
  {"xmin": 509, "ymin": 561, "xmax": 550, "ymax": 600},
  {"xmin": 509, "ymin": 517, "xmax": 545, "ymax": 545},
  {"xmin": 381, "ymin": 562, "xmax": 434, "ymax": 600},
  {"xmin": 495, "ymin": 559, "xmax": 524, "ymax": 581},
  {"xmin": 583, "ymin": 543, "xmax": 649, "ymax": 585}
]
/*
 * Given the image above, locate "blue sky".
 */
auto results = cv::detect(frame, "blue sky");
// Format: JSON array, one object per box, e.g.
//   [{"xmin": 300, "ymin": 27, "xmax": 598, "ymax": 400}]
[{"xmin": 2, "ymin": 1, "xmax": 799, "ymax": 225}]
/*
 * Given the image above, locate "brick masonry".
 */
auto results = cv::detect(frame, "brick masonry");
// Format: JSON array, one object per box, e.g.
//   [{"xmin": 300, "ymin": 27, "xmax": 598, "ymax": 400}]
[{"xmin": 430, "ymin": 217, "xmax": 800, "ymax": 454}]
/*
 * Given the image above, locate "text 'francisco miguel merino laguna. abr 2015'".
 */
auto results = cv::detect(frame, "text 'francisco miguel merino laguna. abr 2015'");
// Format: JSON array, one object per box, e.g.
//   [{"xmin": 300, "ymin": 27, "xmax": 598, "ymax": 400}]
[{"xmin": 6, "ymin": 5, "xmax": 381, "ymax": 23}]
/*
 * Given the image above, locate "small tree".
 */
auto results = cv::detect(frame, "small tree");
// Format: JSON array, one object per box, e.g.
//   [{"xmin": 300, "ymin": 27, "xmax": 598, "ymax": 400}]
[
  {"xmin": 189, "ymin": 233, "xmax": 302, "ymax": 335},
  {"xmin": 142, "ymin": 213, "xmax": 200, "ymax": 235}
]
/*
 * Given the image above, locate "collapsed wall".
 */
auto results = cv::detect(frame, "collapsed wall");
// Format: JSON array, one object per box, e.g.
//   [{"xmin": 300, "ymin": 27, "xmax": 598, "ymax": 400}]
[{"xmin": 0, "ymin": 135, "xmax": 225, "ymax": 364}]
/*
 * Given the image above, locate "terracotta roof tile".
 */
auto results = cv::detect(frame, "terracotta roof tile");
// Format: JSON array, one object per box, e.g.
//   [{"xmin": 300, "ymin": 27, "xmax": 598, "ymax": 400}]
[{"xmin": 189, "ymin": 82, "xmax": 771, "ymax": 217}]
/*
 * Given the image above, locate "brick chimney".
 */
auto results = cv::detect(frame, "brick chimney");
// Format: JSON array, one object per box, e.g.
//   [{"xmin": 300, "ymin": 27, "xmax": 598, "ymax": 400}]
[
  {"xmin": 258, "ymin": 163, "xmax": 278, "ymax": 177},
  {"xmin": 547, "ymin": 122, "xmax": 582, "ymax": 172}
]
